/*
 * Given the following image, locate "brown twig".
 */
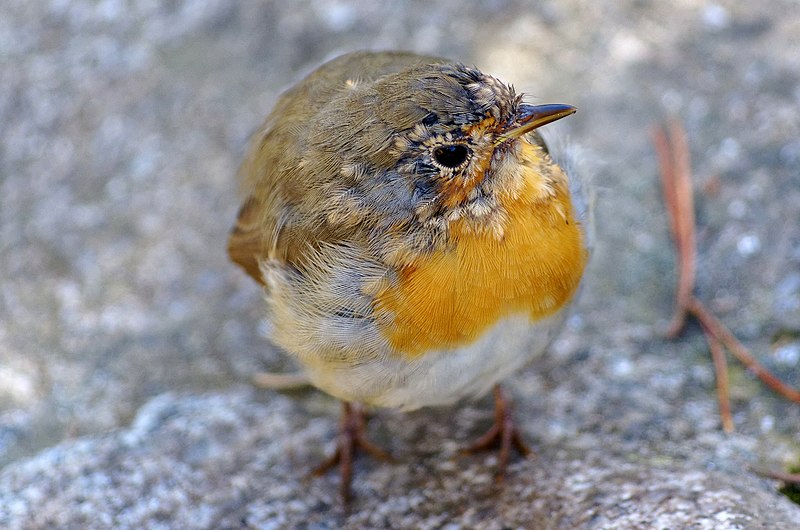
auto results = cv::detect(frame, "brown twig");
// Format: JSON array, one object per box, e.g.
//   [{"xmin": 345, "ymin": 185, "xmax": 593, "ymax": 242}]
[
  {"xmin": 700, "ymin": 319, "xmax": 734, "ymax": 432},
  {"xmin": 688, "ymin": 298, "xmax": 800, "ymax": 403},
  {"xmin": 751, "ymin": 467, "xmax": 800, "ymax": 485},
  {"xmin": 652, "ymin": 120, "xmax": 800, "ymax": 432},
  {"xmin": 653, "ymin": 121, "xmax": 696, "ymax": 338}
]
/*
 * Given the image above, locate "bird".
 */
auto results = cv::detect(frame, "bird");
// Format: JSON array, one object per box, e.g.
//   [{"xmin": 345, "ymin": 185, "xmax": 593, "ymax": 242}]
[{"xmin": 228, "ymin": 50, "xmax": 589, "ymax": 501}]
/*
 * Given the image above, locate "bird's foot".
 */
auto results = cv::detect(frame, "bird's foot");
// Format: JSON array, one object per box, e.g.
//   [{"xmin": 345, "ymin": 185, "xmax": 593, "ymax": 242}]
[
  {"xmin": 312, "ymin": 401, "xmax": 394, "ymax": 503},
  {"xmin": 462, "ymin": 385, "xmax": 532, "ymax": 483}
]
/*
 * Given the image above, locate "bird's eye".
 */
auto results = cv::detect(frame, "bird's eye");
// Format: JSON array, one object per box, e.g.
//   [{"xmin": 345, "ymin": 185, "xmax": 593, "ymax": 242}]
[{"xmin": 432, "ymin": 144, "xmax": 469, "ymax": 169}]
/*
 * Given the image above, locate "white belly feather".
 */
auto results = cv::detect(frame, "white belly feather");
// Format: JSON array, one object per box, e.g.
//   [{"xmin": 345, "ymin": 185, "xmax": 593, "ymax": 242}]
[{"xmin": 313, "ymin": 311, "xmax": 566, "ymax": 411}]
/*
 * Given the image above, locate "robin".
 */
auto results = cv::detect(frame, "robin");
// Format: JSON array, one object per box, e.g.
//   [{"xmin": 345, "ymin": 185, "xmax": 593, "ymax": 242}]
[{"xmin": 228, "ymin": 50, "xmax": 589, "ymax": 501}]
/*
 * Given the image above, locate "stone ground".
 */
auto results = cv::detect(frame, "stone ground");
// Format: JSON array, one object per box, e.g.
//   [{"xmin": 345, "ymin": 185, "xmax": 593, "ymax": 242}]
[{"xmin": 1, "ymin": 1, "xmax": 799, "ymax": 528}]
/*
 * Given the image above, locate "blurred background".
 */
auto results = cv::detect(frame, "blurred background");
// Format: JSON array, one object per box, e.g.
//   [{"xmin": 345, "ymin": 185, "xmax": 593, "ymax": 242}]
[{"xmin": 1, "ymin": 0, "xmax": 799, "ymax": 512}]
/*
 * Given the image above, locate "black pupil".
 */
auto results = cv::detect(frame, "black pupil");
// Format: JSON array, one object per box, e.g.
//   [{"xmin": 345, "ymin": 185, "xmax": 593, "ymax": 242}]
[{"xmin": 433, "ymin": 145, "xmax": 468, "ymax": 168}]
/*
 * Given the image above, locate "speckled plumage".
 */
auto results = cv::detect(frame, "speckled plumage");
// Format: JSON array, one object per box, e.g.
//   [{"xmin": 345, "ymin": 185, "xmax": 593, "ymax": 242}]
[{"xmin": 228, "ymin": 51, "xmax": 589, "ymax": 410}]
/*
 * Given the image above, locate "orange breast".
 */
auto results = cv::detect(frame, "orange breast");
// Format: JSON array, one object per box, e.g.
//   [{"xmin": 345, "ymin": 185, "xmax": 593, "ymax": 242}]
[{"xmin": 373, "ymin": 178, "xmax": 587, "ymax": 358}]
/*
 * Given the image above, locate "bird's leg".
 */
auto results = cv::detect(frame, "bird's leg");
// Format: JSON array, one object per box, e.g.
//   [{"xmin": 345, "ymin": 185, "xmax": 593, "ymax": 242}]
[
  {"xmin": 312, "ymin": 401, "xmax": 393, "ymax": 502},
  {"xmin": 462, "ymin": 385, "xmax": 532, "ymax": 483}
]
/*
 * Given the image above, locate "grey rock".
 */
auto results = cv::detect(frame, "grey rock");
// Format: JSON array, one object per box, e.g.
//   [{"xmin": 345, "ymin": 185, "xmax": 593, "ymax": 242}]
[{"xmin": 1, "ymin": 389, "xmax": 798, "ymax": 530}]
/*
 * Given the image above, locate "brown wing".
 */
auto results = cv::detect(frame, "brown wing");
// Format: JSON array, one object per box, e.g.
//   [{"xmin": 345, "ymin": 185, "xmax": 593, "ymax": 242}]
[
  {"xmin": 228, "ymin": 51, "xmax": 449, "ymax": 285},
  {"xmin": 227, "ymin": 120, "xmax": 343, "ymax": 286},
  {"xmin": 227, "ymin": 195, "xmax": 268, "ymax": 285}
]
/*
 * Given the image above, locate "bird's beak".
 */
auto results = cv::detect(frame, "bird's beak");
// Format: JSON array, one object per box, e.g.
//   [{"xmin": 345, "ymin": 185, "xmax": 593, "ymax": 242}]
[{"xmin": 496, "ymin": 103, "xmax": 577, "ymax": 144}]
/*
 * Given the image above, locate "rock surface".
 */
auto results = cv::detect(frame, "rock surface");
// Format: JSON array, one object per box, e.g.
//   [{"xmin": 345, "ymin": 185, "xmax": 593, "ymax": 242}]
[
  {"xmin": 1, "ymin": 0, "xmax": 799, "ymax": 528},
  {"xmin": 1, "ymin": 389, "xmax": 799, "ymax": 530}
]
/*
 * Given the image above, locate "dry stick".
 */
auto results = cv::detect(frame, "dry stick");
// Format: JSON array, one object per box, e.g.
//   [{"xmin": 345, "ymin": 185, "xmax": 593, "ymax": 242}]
[
  {"xmin": 666, "ymin": 119, "xmax": 697, "ymax": 321},
  {"xmin": 751, "ymin": 467, "xmax": 800, "ymax": 485},
  {"xmin": 701, "ymin": 320, "xmax": 734, "ymax": 433},
  {"xmin": 653, "ymin": 122, "xmax": 732, "ymax": 429},
  {"xmin": 688, "ymin": 298, "xmax": 800, "ymax": 403},
  {"xmin": 652, "ymin": 121, "xmax": 800, "ymax": 433},
  {"xmin": 653, "ymin": 123, "xmax": 694, "ymax": 337}
]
